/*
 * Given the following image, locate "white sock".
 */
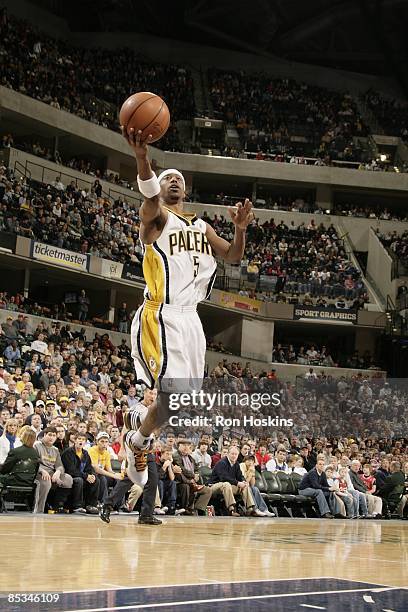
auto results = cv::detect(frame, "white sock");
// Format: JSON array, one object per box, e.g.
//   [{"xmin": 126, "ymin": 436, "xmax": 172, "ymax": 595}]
[
  {"xmin": 128, "ymin": 467, "xmax": 148, "ymax": 487},
  {"xmin": 126, "ymin": 429, "xmax": 152, "ymax": 451}
]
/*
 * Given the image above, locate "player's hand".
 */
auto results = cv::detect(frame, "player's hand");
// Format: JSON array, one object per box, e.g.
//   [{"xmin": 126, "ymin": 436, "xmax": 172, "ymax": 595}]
[
  {"xmin": 173, "ymin": 465, "xmax": 182, "ymax": 474},
  {"xmin": 86, "ymin": 474, "xmax": 96, "ymax": 484},
  {"xmin": 41, "ymin": 471, "xmax": 51, "ymax": 481},
  {"xmin": 121, "ymin": 127, "xmax": 154, "ymax": 158},
  {"xmin": 228, "ymin": 199, "xmax": 254, "ymax": 230}
]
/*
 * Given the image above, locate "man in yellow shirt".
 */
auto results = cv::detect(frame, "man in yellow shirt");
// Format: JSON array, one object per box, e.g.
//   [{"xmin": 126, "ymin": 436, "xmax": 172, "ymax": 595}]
[{"xmin": 88, "ymin": 432, "xmax": 122, "ymax": 503}]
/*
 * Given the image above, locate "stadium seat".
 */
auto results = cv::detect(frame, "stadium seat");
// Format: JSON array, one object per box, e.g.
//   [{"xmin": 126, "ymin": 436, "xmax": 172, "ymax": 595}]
[{"xmin": 0, "ymin": 484, "xmax": 36, "ymax": 513}]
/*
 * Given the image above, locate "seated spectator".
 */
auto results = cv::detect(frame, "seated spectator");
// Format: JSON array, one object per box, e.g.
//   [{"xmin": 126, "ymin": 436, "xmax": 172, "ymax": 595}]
[
  {"xmin": 172, "ymin": 440, "xmax": 213, "ymax": 516},
  {"xmin": 157, "ymin": 446, "xmax": 183, "ymax": 516},
  {"xmin": 33, "ymin": 426, "xmax": 73, "ymax": 513},
  {"xmin": 88, "ymin": 431, "xmax": 122, "ymax": 503},
  {"xmin": 375, "ymin": 458, "xmax": 390, "ymax": 489},
  {"xmin": 396, "ymin": 460, "xmax": 408, "ymax": 518},
  {"xmin": 266, "ymin": 446, "xmax": 290, "ymax": 473},
  {"xmin": 292, "ymin": 456, "xmax": 307, "ymax": 476},
  {"xmin": 61, "ymin": 432, "xmax": 99, "ymax": 514},
  {"xmin": 349, "ymin": 460, "xmax": 382, "ymax": 518},
  {"xmin": 191, "ymin": 440, "xmax": 212, "ymax": 468},
  {"xmin": 0, "ymin": 418, "xmax": 22, "ymax": 466},
  {"xmin": 255, "ymin": 444, "xmax": 272, "ymax": 472},
  {"xmin": 298, "ymin": 458, "xmax": 337, "ymax": 518},
  {"xmin": 377, "ymin": 461, "xmax": 405, "ymax": 517},
  {"xmin": 240, "ymin": 455, "xmax": 274, "ymax": 516},
  {"xmin": 3, "ymin": 340, "xmax": 21, "ymax": 365},
  {"xmin": 0, "ymin": 426, "xmax": 39, "ymax": 490},
  {"xmin": 207, "ymin": 446, "xmax": 261, "ymax": 516}
]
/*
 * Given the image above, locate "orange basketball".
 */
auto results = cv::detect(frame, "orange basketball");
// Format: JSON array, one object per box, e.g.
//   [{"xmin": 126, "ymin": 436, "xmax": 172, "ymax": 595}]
[{"xmin": 119, "ymin": 92, "xmax": 170, "ymax": 143}]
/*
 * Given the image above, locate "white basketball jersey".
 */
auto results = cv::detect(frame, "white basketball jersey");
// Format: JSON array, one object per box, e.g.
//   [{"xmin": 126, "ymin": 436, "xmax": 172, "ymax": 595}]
[{"xmin": 142, "ymin": 207, "xmax": 217, "ymax": 306}]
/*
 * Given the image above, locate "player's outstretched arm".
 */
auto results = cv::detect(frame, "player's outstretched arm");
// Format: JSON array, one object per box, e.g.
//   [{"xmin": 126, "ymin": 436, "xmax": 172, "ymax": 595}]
[
  {"xmin": 206, "ymin": 199, "xmax": 253, "ymax": 264},
  {"xmin": 121, "ymin": 127, "xmax": 166, "ymax": 236}
]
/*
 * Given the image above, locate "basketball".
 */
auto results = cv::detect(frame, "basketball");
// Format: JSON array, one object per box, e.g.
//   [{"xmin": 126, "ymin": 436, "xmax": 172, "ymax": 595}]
[{"xmin": 119, "ymin": 92, "xmax": 170, "ymax": 143}]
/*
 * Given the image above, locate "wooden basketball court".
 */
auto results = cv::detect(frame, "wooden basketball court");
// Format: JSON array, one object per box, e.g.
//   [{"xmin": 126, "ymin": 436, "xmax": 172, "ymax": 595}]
[{"xmin": 0, "ymin": 515, "xmax": 406, "ymax": 611}]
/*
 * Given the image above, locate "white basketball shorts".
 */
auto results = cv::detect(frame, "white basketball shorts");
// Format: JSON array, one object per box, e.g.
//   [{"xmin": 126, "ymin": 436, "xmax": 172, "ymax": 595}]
[{"xmin": 130, "ymin": 300, "xmax": 206, "ymax": 393}]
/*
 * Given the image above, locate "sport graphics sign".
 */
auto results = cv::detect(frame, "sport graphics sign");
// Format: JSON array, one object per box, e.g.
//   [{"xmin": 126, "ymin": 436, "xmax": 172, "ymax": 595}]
[
  {"xmin": 293, "ymin": 305, "xmax": 357, "ymax": 323},
  {"xmin": 31, "ymin": 241, "xmax": 89, "ymax": 272}
]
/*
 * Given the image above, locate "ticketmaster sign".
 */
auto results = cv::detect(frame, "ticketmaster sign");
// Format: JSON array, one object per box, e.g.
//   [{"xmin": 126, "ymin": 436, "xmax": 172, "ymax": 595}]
[{"xmin": 31, "ymin": 241, "xmax": 89, "ymax": 272}]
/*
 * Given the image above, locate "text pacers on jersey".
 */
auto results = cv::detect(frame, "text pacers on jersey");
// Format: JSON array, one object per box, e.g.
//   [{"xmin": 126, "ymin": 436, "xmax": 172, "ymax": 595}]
[{"xmin": 168, "ymin": 229, "xmax": 213, "ymax": 255}]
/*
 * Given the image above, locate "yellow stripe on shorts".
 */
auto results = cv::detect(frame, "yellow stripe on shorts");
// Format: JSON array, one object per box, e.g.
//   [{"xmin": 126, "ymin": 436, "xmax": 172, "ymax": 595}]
[
  {"xmin": 140, "ymin": 303, "xmax": 162, "ymax": 381},
  {"xmin": 143, "ymin": 244, "xmax": 165, "ymax": 303}
]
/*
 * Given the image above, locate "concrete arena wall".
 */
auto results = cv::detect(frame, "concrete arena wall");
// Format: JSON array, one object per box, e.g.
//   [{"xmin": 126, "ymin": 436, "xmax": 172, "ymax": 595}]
[
  {"xmin": 186, "ymin": 201, "xmax": 408, "ymax": 253},
  {"xmin": 366, "ymin": 229, "xmax": 404, "ymax": 302},
  {"xmin": 205, "ymin": 349, "xmax": 384, "ymax": 382}
]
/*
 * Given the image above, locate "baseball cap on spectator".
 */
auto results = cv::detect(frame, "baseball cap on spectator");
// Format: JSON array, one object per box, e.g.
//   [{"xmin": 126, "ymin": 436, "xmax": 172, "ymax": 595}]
[
  {"xmin": 69, "ymin": 397, "xmax": 77, "ymax": 403},
  {"xmin": 96, "ymin": 432, "xmax": 109, "ymax": 441},
  {"xmin": 36, "ymin": 400, "xmax": 45, "ymax": 408},
  {"xmin": 59, "ymin": 396, "xmax": 69, "ymax": 402},
  {"xmin": 46, "ymin": 399, "xmax": 55, "ymax": 406}
]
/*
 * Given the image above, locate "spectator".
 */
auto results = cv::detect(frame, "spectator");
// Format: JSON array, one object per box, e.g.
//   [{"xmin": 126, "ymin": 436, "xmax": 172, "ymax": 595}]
[
  {"xmin": 207, "ymin": 446, "xmax": 261, "ymax": 517},
  {"xmin": 266, "ymin": 447, "xmax": 290, "ymax": 473},
  {"xmin": 0, "ymin": 427, "xmax": 39, "ymax": 490},
  {"xmin": 348, "ymin": 460, "xmax": 382, "ymax": 518},
  {"xmin": 172, "ymin": 440, "xmax": 213, "ymax": 516},
  {"xmin": 0, "ymin": 418, "xmax": 21, "ymax": 466},
  {"xmin": 117, "ymin": 303, "xmax": 129, "ymax": 334},
  {"xmin": 192, "ymin": 440, "xmax": 212, "ymax": 468},
  {"xmin": 377, "ymin": 460, "xmax": 405, "ymax": 517},
  {"xmin": 61, "ymin": 432, "xmax": 99, "ymax": 514},
  {"xmin": 157, "ymin": 446, "xmax": 183, "ymax": 516},
  {"xmin": 77, "ymin": 290, "xmax": 90, "ymax": 322},
  {"xmin": 33, "ymin": 426, "xmax": 73, "ymax": 513},
  {"xmin": 298, "ymin": 458, "xmax": 337, "ymax": 518},
  {"xmin": 240, "ymin": 455, "xmax": 274, "ymax": 516},
  {"xmin": 88, "ymin": 431, "xmax": 122, "ymax": 502}
]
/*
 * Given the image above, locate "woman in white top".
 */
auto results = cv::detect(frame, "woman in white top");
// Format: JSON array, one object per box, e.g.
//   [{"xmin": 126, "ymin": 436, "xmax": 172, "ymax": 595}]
[{"xmin": 0, "ymin": 418, "xmax": 22, "ymax": 465}]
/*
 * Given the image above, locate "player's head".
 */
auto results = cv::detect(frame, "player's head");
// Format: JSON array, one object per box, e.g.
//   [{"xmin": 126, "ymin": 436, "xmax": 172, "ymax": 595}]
[{"xmin": 158, "ymin": 169, "xmax": 185, "ymax": 205}]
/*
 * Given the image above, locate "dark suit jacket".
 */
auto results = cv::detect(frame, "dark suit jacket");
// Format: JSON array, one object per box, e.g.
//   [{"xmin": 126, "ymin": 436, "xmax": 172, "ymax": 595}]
[
  {"xmin": 207, "ymin": 456, "xmax": 245, "ymax": 486},
  {"xmin": 378, "ymin": 471, "xmax": 405, "ymax": 506},
  {"xmin": 61, "ymin": 447, "xmax": 94, "ymax": 480},
  {"xmin": 173, "ymin": 452, "xmax": 198, "ymax": 482},
  {"xmin": 299, "ymin": 467, "xmax": 330, "ymax": 492},
  {"xmin": 0, "ymin": 445, "xmax": 39, "ymax": 486},
  {"xmin": 349, "ymin": 470, "xmax": 368, "ymax": 493}
]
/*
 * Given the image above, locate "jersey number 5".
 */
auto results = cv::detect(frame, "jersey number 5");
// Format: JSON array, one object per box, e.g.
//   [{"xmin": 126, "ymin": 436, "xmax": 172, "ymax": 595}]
[{"xmin": 193, "ymin": 255, "xmax": 200, "ymax": 278}]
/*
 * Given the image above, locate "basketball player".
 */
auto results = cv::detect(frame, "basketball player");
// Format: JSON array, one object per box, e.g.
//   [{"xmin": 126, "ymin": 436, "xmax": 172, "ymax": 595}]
[
  {"xmin": 121, "ymin": 126, "xmax": 253, "ymax": 485},
  {"xmin": 100, "ymin": 388, "xmax": 162, "ymax": 525}
]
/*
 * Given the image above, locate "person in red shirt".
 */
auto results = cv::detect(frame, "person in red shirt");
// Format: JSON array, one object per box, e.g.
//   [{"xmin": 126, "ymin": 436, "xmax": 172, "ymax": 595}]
[
  {"xmin": 109, "ymin": 426, "xmax": 121, "ymax": 458},
  {"xmin": 360, "ymin": 463, "xmax": 377, "ymax": 494},
  {"xmin": 255, "ymin": 444, "xmax": 272, "ymax": 472},
  {"xmin": 211, "ymin": 446, "xmax": 229, "ymax": 467}
]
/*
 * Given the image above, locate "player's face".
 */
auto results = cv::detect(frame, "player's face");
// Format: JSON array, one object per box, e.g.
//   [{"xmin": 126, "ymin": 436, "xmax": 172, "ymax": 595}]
[{"xmin": 160, "ymin": 174, "xmax": 185, "ymax": 204}]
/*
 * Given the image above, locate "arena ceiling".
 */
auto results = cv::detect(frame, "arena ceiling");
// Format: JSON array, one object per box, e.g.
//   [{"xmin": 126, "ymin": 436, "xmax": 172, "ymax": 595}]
[{"xmin": 29, "ymin": 0, "xmax": 408, "ymax": 93}]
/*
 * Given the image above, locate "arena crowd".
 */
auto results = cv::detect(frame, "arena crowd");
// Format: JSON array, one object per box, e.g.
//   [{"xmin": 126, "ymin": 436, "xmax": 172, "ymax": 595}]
[{"xmin": 0, "ymin": 308, "xmax": 406, "ymax": 519}]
